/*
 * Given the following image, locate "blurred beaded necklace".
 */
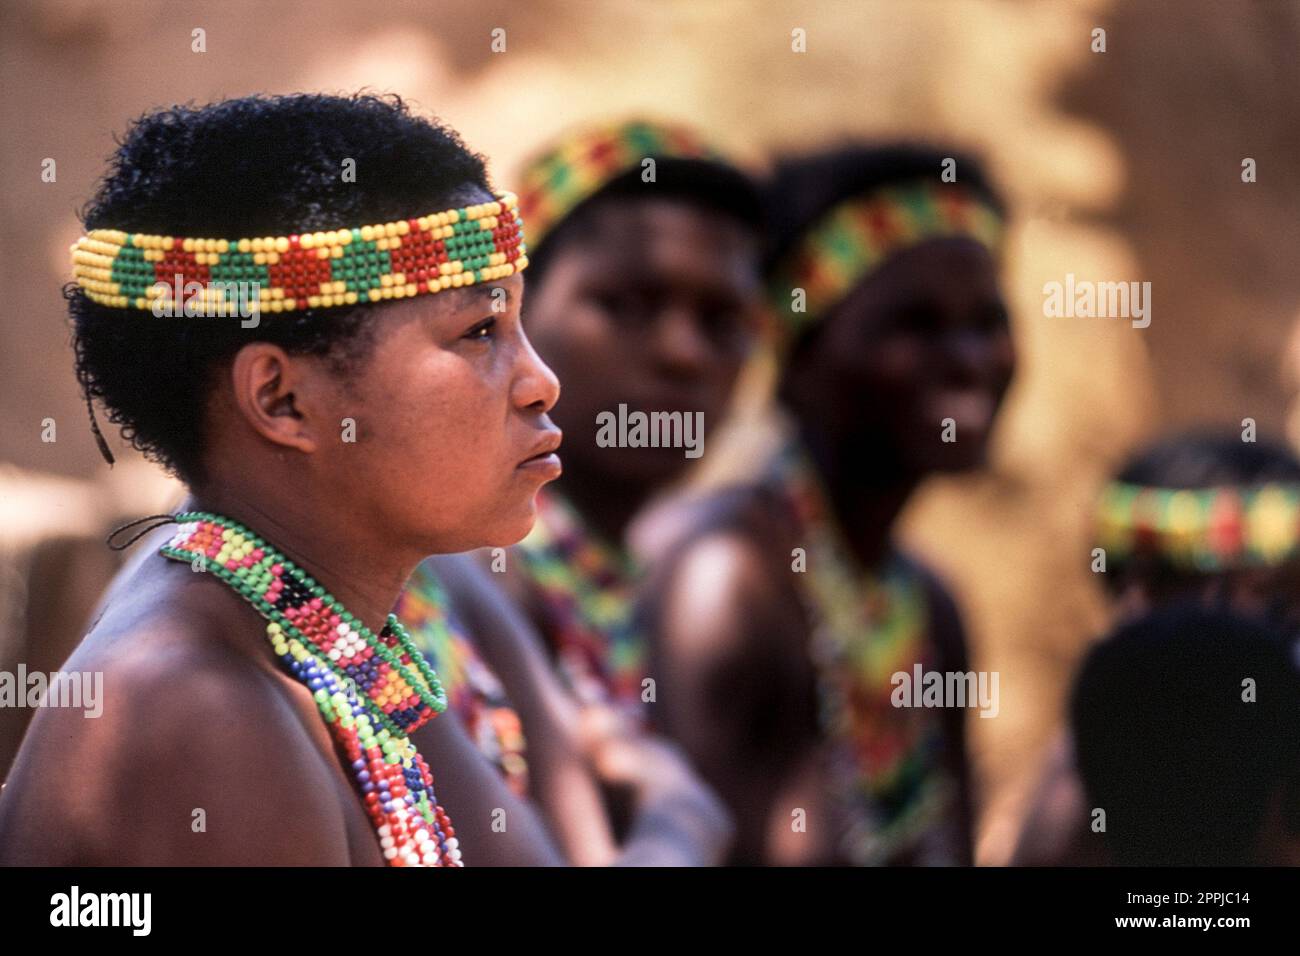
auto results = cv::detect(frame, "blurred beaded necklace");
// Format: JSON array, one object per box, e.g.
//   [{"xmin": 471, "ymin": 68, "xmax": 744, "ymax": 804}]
[
  {"xmin": 397, "ymin": 563, "xmax": 530, "ymax": 797},
  {"xmin": 512, "ymin": 490, "xmax": 648, "ymax": 722},
  {"xmin": 159, "ymin": 512, "xmax": 462, "ymax": 867},
  {"xmin": 772, "ymin": 443, "xmax": 957, "ymax": 865}
]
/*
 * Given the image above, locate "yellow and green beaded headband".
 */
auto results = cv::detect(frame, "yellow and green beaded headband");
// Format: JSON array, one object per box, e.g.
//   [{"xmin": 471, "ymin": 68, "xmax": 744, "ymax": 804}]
[
  {"xmin": 517, "ymin": 119, "xmax": 728, "ymax": 253},
  {"xmin": 70, "ymin": 191, "xmax": 528, "ymax": 314},
  {"xmin": 767, "ymin": 179, "xmax": 1004, "ymax": 336},
  {"xmin": 1097, "ymin": 480, "xmax": 1300, "ymax": 572}
]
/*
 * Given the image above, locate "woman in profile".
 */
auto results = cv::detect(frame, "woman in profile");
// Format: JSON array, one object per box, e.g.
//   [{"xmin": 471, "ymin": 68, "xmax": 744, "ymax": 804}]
[{"xmin": 0, "ymin": 92, "xmax": 720, "ymax": 866}]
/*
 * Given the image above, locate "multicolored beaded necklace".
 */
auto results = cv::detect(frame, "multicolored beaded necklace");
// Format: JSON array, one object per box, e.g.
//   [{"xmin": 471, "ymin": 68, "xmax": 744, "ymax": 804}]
[
  {"xmin": 512, "ymin": 490, "xmax": 648, "ymax": 721},
  {"xmin": 772, "ymin": 443, "xmax": 957, "ymax": 865},
  {"xmin": 160, "ymin": 511, "xmax": 462, "ymax": 867},
  {"xmin": 397, "ymin": 562, "xmax": 530, "ymax": 797}
]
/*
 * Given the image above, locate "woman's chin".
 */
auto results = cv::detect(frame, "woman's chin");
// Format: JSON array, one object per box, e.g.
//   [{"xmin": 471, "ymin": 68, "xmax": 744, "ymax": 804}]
[{"xmin": 479, "ymin": 497, "xmax": 543, "ymax": 548}]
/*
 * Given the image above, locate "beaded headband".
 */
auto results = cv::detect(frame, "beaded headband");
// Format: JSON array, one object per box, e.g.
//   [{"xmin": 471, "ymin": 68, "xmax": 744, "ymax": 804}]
[
  {"xmin": 70, "ymin": 192, "xmax": 527, "ymax": 314},
  {"xmin": 1097, "ymin": 480, "xmax": 1300, "ymax": 572},
  {"xmin": 768, "ymin": 179, "xmax": 1004, "ymax": 336},
  {"xmin": 517, "ymin": 120, "xmax": 728, "ymax": 252}
]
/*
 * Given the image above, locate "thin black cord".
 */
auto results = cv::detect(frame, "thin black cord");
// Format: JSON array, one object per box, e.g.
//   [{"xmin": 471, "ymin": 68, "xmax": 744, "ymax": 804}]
[
  {"xmin": 106, "ymin": 514, "xmax": 178, "ymax": 551},
  {"xmin": 85, "ymin": 389, "xmax": 115, "ymax": 466}
]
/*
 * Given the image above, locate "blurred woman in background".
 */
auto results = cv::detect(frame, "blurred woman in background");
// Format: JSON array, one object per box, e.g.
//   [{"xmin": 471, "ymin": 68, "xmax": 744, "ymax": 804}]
[
  {"xmin": 647, "ymin": 143, "xmax": 1016, "ymax": 864},
  {"xmin": 1014, "ymin": 432, "xmax": 1300, "ymax": 865}
]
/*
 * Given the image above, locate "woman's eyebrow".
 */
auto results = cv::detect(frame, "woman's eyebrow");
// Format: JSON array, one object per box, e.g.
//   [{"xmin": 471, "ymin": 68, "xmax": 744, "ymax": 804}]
[{"xmin": 464, "ymin": 283, "xmax": 511, "ymax": 305}]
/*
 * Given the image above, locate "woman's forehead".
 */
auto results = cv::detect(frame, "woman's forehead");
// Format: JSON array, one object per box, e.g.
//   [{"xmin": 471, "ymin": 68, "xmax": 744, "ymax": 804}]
[{"xmin": 404, "ymin": 272, "xmax": 525, "ymax": 322}]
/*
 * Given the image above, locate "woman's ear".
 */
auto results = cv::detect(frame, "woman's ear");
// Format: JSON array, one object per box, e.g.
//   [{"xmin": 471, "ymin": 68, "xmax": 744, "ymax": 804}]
[{"xmin": 228, "ymin": 343, "xmax": 319, "ymax": 454}]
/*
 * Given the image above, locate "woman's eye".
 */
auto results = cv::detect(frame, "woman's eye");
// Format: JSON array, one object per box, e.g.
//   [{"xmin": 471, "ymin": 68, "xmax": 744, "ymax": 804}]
[
  {"xmin": 464, "ymin": 317, "xmax": 497, "ymax": 341},
  {"xmin": 592, "ymin": 290, "xmax": 653, "ymax": 324}
]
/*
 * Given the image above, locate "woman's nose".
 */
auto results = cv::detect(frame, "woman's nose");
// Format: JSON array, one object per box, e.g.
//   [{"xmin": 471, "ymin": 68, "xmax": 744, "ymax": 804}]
[{"xmin": 515, "ymin": 326, "xmax": 561, "ymax": 412}]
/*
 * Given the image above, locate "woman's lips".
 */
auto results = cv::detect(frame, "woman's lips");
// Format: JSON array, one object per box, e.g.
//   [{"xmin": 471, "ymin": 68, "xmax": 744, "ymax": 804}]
[
  {"xmin": 516, "ymin": 451, "xmax": 562, "ymax": 479},
  {"xmin": 925, "ymin": 391, "xmax": 997, "ymax": 433},
  {"xmin": 517, "ymin": 428, "xmax": 562, "ymax": 479}
]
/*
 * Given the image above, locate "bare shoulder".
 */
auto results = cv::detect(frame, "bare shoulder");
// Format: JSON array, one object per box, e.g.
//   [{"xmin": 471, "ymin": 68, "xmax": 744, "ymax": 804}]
[
  {"xmin": 659, "ymin": 531, "xmax": 777, "ymax": 629},
  {"xmin": 642, "ymin": 484, "xmax": 819, "ymax": 793},
  {"xmin": 0, "ymin": 565, "xmax": 350, "ymax": 865},
  {"xmin": 645, "ymin": 483, "xmax": 803, "ymax": 658}
]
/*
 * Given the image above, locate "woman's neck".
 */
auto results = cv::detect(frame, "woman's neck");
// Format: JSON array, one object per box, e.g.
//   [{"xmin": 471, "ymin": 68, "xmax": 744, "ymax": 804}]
[
  {"xmin": 184, "ymin": 488, "xmax": 414, "ymax": 635},
  {"xmin": 799, "ymin": 425, "xmax": 919, "ymax": 571},
  {"xmin": 823, "ymin": 474, "xmax": 915, "ymax": 570}
]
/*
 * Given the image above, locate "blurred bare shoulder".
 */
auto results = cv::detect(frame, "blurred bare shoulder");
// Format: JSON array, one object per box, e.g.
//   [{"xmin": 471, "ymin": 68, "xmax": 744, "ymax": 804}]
[{"xmin": 638, "ymin": 480, "xmax": 803, "ymax": 625}]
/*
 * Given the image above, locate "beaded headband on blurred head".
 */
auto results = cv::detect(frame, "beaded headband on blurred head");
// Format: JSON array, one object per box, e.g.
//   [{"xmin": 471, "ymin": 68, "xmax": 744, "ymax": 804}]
[
  {"xmin": 1097, "ymin": 480, "xmax": 1300, "ymax": 572},
  {"xmin": 517, "ymin": 119, "xmax": 735, "ymax": 253},
  {"xmin": 70, "ymin": 192, "xmax": 527, "ymax": 313},
  {"xmin": 768, "ymin": 179, "xmax": 1004, "ymax": 337}
]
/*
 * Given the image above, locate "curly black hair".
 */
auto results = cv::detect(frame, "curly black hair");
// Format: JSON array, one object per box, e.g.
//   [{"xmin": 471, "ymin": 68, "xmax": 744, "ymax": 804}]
[{"xmin": 69, "ymin": 92, "xmax": 492, "ymax": 484}]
